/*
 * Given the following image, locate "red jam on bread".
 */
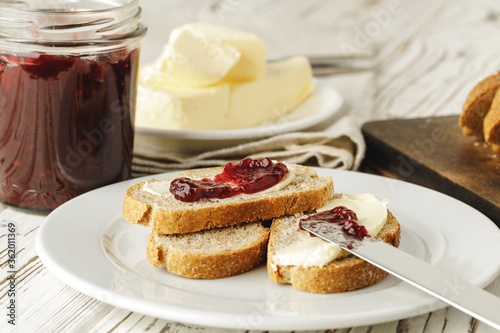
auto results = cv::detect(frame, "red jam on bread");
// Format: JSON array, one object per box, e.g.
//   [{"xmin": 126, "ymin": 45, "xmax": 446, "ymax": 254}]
[
  {"xmin": 300, "ymin": 206, "xmax": 370, "ymax": 242},
  {"xmin": 169, "ymin": 158, "xmax": 289, "ymax": 202}
]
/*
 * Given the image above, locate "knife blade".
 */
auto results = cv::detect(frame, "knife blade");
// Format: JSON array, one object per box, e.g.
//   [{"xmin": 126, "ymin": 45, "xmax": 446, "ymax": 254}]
[
  {"xmin": 308, "ymin": 54, "xmax": 374, "ymax": 76},
  {"xmin": 269, "ymin": 54, "xmax": 374, "ymax": 76},
  {"xmin": 300, "ymin": 220, "xmax": 500, "ymax": 330}
]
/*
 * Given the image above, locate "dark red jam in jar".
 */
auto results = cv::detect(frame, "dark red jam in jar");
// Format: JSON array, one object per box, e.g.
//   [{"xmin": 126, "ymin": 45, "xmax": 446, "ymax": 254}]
[
  {"xmin": 300, "ymin": 206, "xmax": 370, "ymax": 240},
  {"xmin": 170, "ymin": 158, "xmax": 289, "ymax": 202},
  {"xmin": 0, "ymin": 0, "xmax": 146, "ymax": 210}
]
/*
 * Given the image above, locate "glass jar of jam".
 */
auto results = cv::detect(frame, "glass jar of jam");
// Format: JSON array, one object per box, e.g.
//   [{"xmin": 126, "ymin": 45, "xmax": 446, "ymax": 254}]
[{"xmin": 0, "ymin": 0, "xmax": 146, "ymax": 210}]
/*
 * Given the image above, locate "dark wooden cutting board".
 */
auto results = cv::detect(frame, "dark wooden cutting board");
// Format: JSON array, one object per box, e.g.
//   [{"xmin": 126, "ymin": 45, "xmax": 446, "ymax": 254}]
[{"xmin": 361, "ymin": 115, "xmax": 500, "ymax": 228}]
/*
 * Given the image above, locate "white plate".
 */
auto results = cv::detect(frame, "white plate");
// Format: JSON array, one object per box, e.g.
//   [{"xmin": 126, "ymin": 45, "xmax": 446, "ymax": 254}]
[
  {"xmin": 36, "ymin": 169, "xmax": 500, "ymax": 331},
  {"xmin": 134, "ymin": 84, "xmax": 343, "ymax": 152}
]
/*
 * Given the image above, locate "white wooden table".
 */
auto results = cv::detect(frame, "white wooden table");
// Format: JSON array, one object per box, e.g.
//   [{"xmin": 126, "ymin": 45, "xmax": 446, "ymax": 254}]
[{"xmin": 2, "ymin": 0, "xmax": 500, "ymax": 332}]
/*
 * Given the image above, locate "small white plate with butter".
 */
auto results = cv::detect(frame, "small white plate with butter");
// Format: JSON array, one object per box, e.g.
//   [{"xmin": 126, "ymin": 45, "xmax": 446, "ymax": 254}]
[
  {"xmin": 134, "ymin": 84, "xmax": 343, "ymax": 152},
  {"xmin": 37, "ymin": 168, "xmax": 500, "ymax": 331}
]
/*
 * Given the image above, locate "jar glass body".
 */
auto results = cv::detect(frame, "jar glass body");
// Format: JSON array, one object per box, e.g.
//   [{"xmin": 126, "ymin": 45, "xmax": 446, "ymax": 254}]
[{"xmin": 0, "ymin": 0, "xmax": 146, "ymax": 210}]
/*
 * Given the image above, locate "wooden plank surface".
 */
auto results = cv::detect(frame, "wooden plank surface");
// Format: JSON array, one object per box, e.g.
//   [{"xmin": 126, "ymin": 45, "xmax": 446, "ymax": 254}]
[{"xmin": 361, "ymin": 115, "xmax": 500, "ymax": 227}]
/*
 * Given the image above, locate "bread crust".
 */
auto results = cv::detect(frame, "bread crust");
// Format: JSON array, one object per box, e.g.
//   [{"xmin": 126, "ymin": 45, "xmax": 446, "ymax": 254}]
[
  {"xmin": 123, "ymin": 164, "xmax": 334, "ymax": 235},
  {"xmin": 484, "ymin": 88, "xmax": 500, "ymax": 152},
  {"xmin": 267, "ymin": 210, "xmax": 401, "ymax": 293},
  {"xmin": 147, "ymin": 223, "xmax": 270, "ymax": 279},
  {"xmin": 459, "ymin": 72, "xmax": 500, "ymax": 137}
]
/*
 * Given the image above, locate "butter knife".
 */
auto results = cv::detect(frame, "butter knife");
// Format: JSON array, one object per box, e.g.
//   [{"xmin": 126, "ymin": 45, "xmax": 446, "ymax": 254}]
[
  {"xmin": 270, "ymin": 54, "xmax": 374, "ymax": 76},
  {"xmin": 300, "ymin": 220, "xmax": 500, "ymax": 330},
  {"xmin": 308, "ymin": 54, "xmax": 374, "ymax": 75}
]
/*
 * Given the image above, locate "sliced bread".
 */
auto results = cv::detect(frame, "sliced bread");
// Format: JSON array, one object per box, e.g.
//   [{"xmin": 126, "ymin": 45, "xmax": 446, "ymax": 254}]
[
  {"xmin": 147, "ymin": 222, "xmax": 270, "ymax": 279},
  {"xmin": 484, "ymin": 88, "xmax": 500, "ymax": 152},
  {"xmin": 267, "ymin": 209, "xmax": 401, "ymax": 293},
  {"xmin": 459, "ymin": 71, "xmax": 500, "ymax": 137},
  {"xmin": 123, "ymin": 164, "xmax": 334, "ymax": 235}
]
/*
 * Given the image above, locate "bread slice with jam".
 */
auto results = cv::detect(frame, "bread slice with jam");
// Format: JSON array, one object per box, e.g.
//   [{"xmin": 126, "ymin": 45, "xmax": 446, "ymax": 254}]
[
  {"xmin": 122, "ymin": 163, "xmax": 334, "ymax": 235},
  {"xmin": 267, "ymin": 198, "xmax": 401, "ymax": 293}
]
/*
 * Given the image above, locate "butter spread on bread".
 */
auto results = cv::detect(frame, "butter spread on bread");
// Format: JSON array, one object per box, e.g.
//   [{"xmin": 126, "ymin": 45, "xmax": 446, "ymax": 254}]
[
  {"xmin": 267, "ymin": 193, "xmax": 400, "ymax": 293},
  {"xmin": 142, "ymin": 163, "xmax": 297, "ymax": 199},
  {"xmin": 271, "ymin": 193, "xmax": 388, "ymax": 269},
  {"xmin": 122, "ymin": 163, "xmax": 334, "ymax": 235}
]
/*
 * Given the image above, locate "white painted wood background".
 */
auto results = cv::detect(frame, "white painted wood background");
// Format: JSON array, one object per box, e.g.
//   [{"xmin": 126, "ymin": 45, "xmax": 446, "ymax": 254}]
[{"xmin": 1, "ymin": 0, "xmax": 500, "ymax": 332}]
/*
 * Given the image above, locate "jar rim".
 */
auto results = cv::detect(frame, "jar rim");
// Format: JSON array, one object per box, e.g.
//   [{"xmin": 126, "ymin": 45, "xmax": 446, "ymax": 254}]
[
  {"xmin": 0, "ymin": 0, "xmax": 146, "ymax": 44},
  {"xmin": 0, "ymin": 0, "xmax": 139, "ymax": 14}
]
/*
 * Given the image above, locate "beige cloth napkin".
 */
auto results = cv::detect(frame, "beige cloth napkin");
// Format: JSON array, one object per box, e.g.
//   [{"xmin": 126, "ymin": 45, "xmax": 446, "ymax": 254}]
[{"xmin": 132, "ymin": 113, "xmax": 366, "ymax": 176}]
